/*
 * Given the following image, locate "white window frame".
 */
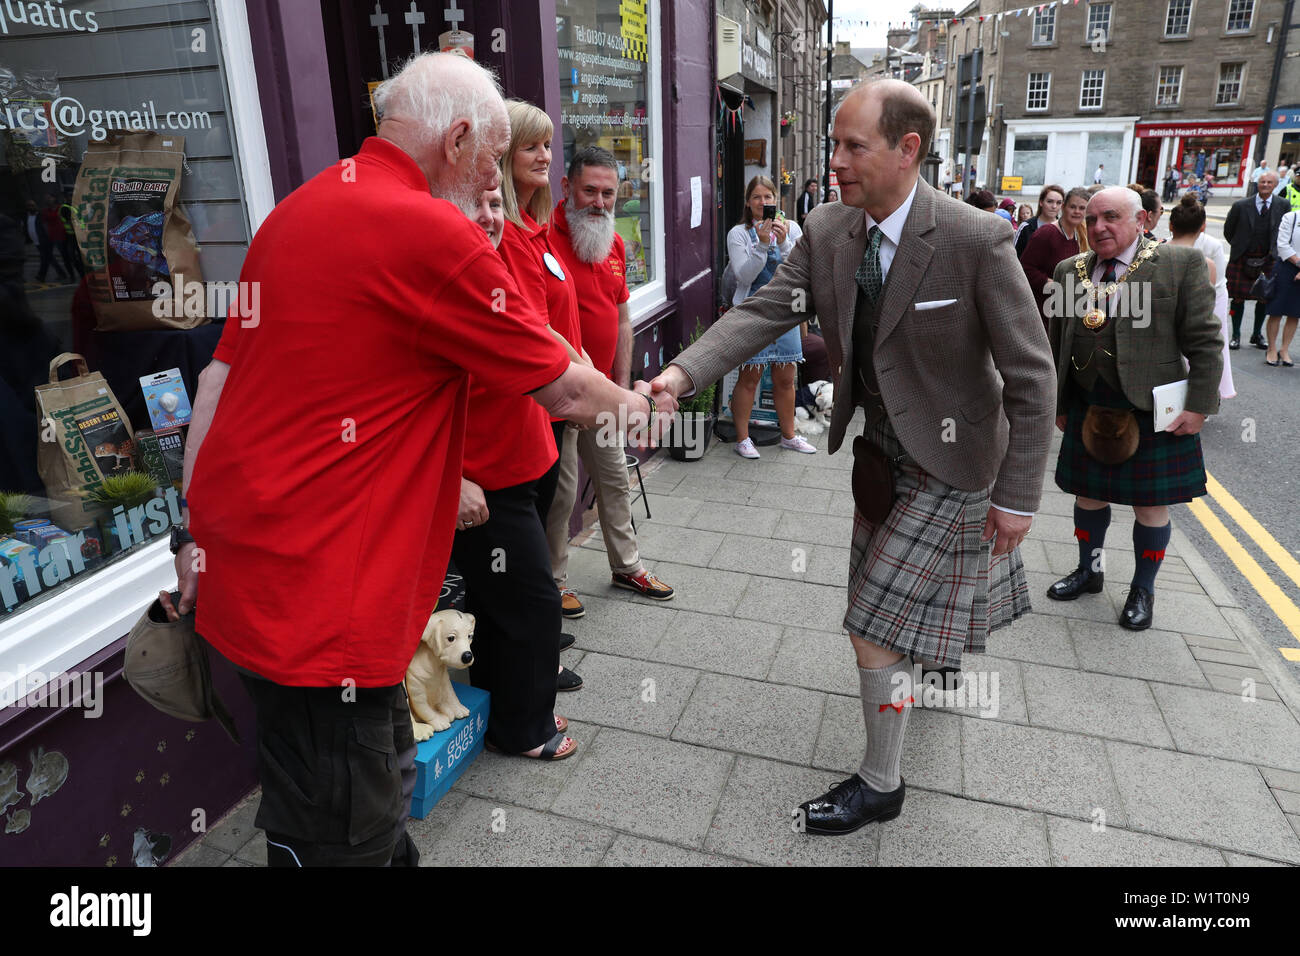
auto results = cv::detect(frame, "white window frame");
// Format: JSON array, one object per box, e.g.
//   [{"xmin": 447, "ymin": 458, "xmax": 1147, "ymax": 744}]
[
  {"xmin": 626, "ymin": 0, "xmax": 668, "ymax": 323},
  {"xmin": 0, "ymin": 0, "xmax": 275, "ymax": 706},
  {"xmin": 1027, "ymin": 72, "xmax": 1051, "ymax": 111},
  {"xmin": 1164, "ymin": 0, "xmax": 1194, "ymax": 37},
  {"xmin": 1225, "ymin": 0, "xmax": 1256, "ymax": 33},
  {"xmin": 1086, "ymin": 3, "xmax": 1113, "ymax": 45},
  {"xmin": 1032, "ymin": 7, "xmax": 1056, "ymax": 45},
  {"xmin": 1216, "ymin": 62, "xmax": 1245, "ymax": 105},
  {"xmin": 1080, "ymin": 69, "xmax": 1105, "ymax": 110},
  {"xmin": 1156, "ymin": 65, "xmax": 1184, "ymax": 107}
]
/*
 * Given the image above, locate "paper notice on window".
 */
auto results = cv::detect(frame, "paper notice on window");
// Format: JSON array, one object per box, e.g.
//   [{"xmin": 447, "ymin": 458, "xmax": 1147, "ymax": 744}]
[{"xmin": 690, "ymin": 176, "xmax": 702, "ymax": 228}]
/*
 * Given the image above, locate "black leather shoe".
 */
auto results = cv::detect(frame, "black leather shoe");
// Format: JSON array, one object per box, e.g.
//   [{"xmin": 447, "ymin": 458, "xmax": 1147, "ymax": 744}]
[
  {"xmin": 1047, "ymin": 568, "xmax": 1105, "ymax": 601},
  {"xmin": 559, "ymin": 632, "xmax": 576, "ymax": 651},
  {"xmin": 1119, "ymin": 587, "xmax": 1154, "ymax": 630},
  {"xmin": 795, "ymin": 775, "xmax": 905, "ymax": 835},
  {"xmin": 1229, "ymin": 337, "xmax": 1240, "ymax": 350},
  {"xmin": 920, "ymin": 665, "xmax": 963, "ymax": 691},
  {"xmin": 1253, "ymin": 336, "xmax": 1268, "ymax": 350}
]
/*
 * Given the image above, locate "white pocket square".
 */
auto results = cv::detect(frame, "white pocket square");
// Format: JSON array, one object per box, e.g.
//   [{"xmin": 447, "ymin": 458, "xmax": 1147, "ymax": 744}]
[{"xmin": 915, "ymin": 298, "xmax": 958, "ymax": 311}]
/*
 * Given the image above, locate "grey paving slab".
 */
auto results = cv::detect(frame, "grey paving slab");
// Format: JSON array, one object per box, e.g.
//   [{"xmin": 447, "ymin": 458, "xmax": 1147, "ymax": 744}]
[
  {"xmin": 630, "ymin": 493, "xmax": 703, "ymax": 529},
  {"xmin": 420, "ymin": 797, "xmax": 615, "ymax": 866},
  {"xmin": 563, "ymin": 543, "xmax": 629, "ymax": 587},
  {"xmin": 1262, "ymin": 767, "xmax": 1300, "ymax": 792},
  {"xmin": 638, "ymin": 470, "xmax": 682, "ymax": 495},
  {"xmin": 1151, "ymin": 684, "xmax": 1300, "ymax": 772},
  {"xmin": 232, "ymin": 833, "xmax": 268, "ymax": 867},
  {"xmin": 550, "ymin": 652, "xmax": 698, "ymax": 737},
  {"xmin": 708, "ymin": 532, "xmax": 849, "ymax": 587},
  {"xmin": 724, "ymin": 459, "xmax": 807, "ymax": 486},
  {"xmin": 1107, "ymin": 742, "xmax": 1300, "ymax": 863},
  {"xmin": 767, "ymin": 626, "xmax": 858, "ymax": 696},
  {"xmin": 1067, "ymin": 619, "xmax": 1210, "ymax": 687},
  {"xmin": 801, "ymin": 467, "xmax": 854, "ymax": 490},
  {"xmin": 630, "ymin": 562, "xmax": 751, "ymax": 616},
  {"xmin": 672, "ymin": 473, "xmax": 758, "ymax": 504},
  {"xmin": 1021, "ymin": 663, "xmax": 1175, "ymax": 748},
  {"xmin": 1274, "ymin": 789, "xmax": 1300, "ymax": 815},
  {"xmin": 221, "ymin": 858, "xmax": 253, "ymax": 867},
  {"xmin": 733, "ymin": 576, "xmax": 848, "ymax": 633},
  {"xmin": 600, "ymin": 834, "xmax": 749, "ymax": 866},
  {"xmin": 941, "ymin": 655, "xmax": 1029, "ymax": 724},
  {"xmin": 686, "ymin": 501, "xmax": 785, "ymax": 537},
  {"xmin": 1015, "ymin": 537, "xmax": 1050, "ymax": 572},
  {"xmin": 747, "ymin": 484, "xmax": 833, "ymax": 514},
  {"xmin": 812, "ymin": 695, "xmax": 963, "ymax": 795},
  {"xmin": 201, "ymin": 795, "xmax": 261, "ymax": 855},
  {"xmin": 647, "ymin": 610, "xmax": 783, "ymax": 681},
  {"xmin": 563, "ymin": 594, "xmax": 676, "ymax": 657},
  {"xmin": 1031, "ymin": 512, "xmax": 1088, "ymax": 544},
  {"xmin": 652, "ymin": 453, "xmax": 736, "ymax": 479},
  {"xmin": 452, "ymin": 721, "xmax": 601, "ymax": 812},
  {"xmin": 551, "ymin": 728, "xmax": 733, "ymax": 847},
  {"xmin": 1142, "ymin": 591, "xmax": 1237, "ymax": 639},
  {"xmin": 877, "ymin": 790, "xmax": 1050, "ymax": 866},
  {"xmin": 1223, "ymin": 852, "xmax": 1291, "ymax": 866},
  {"xmin": 827, "ymin": 490, "xmax": 857, "ymax": 517},
  {"xmin": 985, "ymin": 614, "xmax": 1078, "ymax": 668},
  {"xmin": 170, "ymin": 842, "xmax": 231, "ymax": 867},
  {"xmin": 1022, "ymin": 571, "xmax": 1121, "ymax": 622},
  {"xmin": 1206, "ymin": 672, "xmax": 1281, "ymax": 700},
  {"xmin": 1046, "ymin": 817, "xmax": 1226, "ymax": 866},
  {"xmin": 1198, "ymin": 659, "xmax": 1269, "ymax": 682},
  {"xmin": 1189, "ymin": 645, "xmax": 1260, "ymax": 668},
  {"xmin": 673, "ymin": 673, "xmax": 825, "ymax": 764},
  {"xmin": 703, "ymin": 755, "xmax": 878, "ymax": 866},
  {"xmin": 407, "ymin": 790, "xmax": 471, "ymax": 856},
  {"xmin": 962, "ymin": 719, "xmax": 1125, "ymax": 824},
  {"xmin": 773, "ymin": 510, "xmax": 856, "ymax": 546},
  {"xmin": 585, "ymin": 522, "xmax": 725, "ymax": 569},
  {"xmin": 1036, "ymin": 493, "xmax": 1079, "ymax": 518},
  {"xmin": 1181, "ymin": 633, "xmax": 1251, "ymax": 653}
]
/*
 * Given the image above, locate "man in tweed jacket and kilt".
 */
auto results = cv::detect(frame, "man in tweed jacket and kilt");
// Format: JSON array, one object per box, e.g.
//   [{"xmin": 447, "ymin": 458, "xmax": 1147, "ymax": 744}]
[
  {"xmin": 1045, "ymin": 187, "xmax": 1223, "ymax": 631},
  {"xmin": 651, "ymin": 80, "xmax": 1057, "ymax": 835}
]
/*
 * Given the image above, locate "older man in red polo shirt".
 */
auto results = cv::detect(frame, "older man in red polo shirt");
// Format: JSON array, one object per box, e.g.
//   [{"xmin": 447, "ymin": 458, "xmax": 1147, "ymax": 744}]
[
  {"xmin": 546, "ymin": 147, "xmax": 674, "ymax": 615},
  {"xmin": 176, "ymin": 54, "xmax": 673, "ymax": 867}
]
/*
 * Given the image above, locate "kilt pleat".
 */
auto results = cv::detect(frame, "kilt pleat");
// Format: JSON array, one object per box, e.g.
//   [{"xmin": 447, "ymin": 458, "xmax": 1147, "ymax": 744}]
[
  {"xmin": 1225, "ymin": 256, "xmax": 1269, "ymax": 301},
  {"xmin": 843, "ymin": 417, "xmax": 1031, "ymax": 668}
]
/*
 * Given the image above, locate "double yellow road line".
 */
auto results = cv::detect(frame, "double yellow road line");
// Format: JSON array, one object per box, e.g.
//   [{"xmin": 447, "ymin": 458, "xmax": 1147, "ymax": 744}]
[{"xmin": 1187, "ymin": 472, "xmax": 1300, "ymax": 661}]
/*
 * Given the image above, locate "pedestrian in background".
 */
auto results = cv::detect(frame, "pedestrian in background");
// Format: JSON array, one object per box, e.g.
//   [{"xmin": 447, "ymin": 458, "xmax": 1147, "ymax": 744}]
[
  {"xmin": 797, "ymin": 178, "xmax": 819, "ymax": 227},
  {"xmin": 1021, "ymin": 186, "xmax": 1089, "ymax": 327},
  {"xmin": 1168, "ymin": 194, "xmax": 1235, "ymax": 399},
  {"xmin": 1014, "ymin": 184, "xmax": 1065, "ymax": 259},
  {"xmin": 1263, "ymin": 204, "xmax": 1300, "ymax": 367},
  {"xmin": 1223, "ymin": 171, "xmax": 1284, "ymax": 349}
]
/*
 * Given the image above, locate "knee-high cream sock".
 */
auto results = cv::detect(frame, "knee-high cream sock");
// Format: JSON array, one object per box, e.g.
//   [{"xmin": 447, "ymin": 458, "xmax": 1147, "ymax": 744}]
[{"xmin": 856, "ymin": 658, "xmax": 914, "ymax": 793}]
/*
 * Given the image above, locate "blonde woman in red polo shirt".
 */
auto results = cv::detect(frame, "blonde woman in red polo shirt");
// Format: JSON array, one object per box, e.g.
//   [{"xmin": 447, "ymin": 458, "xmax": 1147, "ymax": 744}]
[{"xmin": 453, "ymin": 100, "xmax": 586, "ymax": 760}]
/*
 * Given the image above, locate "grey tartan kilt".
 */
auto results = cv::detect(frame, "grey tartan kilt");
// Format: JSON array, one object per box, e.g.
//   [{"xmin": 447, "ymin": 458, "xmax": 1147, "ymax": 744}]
[{"xmin": 843, "ymin": 415, "xmax": 1032, "ymax": 668}]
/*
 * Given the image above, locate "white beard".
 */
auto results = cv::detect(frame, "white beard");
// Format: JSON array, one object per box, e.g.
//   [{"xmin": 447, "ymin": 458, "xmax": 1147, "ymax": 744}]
[{"xmin": 566, "ymin": 196, "xmax": 616, "ymax": 263}]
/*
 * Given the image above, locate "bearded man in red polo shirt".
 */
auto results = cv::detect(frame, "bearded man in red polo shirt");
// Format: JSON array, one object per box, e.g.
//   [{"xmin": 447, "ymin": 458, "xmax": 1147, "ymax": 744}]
[
  {"xmin": 545, "ymin": 147, "xmax": 675, "ymax": 615},
  {"xmin": 175, "ymin": 54, "xmax": 674, "ymax": 867}
]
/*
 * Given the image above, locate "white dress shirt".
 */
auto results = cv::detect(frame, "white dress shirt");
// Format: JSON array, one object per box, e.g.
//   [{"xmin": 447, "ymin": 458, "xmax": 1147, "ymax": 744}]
[
  {"xmin": 1090, "ymin": 237, "xmax": 1142, "ymax": 314},
  {"xmin": 862, "ymin": 179, "xmax": 919, "ymax": 283},
  {"xmin": 1256, "ymin": 195, "xmax": 1275, "ymax": 216}
]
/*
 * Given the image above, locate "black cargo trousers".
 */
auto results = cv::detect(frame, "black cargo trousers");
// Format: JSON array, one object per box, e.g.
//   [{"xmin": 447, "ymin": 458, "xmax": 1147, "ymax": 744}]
[{"xmin": 238, "ymin": 673, "xmax": 420, "ymax": 866}]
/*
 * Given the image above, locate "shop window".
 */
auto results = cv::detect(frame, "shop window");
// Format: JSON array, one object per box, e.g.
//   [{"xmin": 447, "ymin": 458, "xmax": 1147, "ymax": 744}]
[
  {"xmin": 1027, "ymin": 73, "xmax": 1051, "ymax": 111},
  {"xmin": 1012, "ymin": 135, "xmax": 1048, "ymax": 185},
  {"xmin": 0, "ymin": 1, "xmax": 255, "ymax": 625},
  {"xmin": 1165, "ymin": 0, "xmax": 1193, "ymax": 37},
  {"xmin": 1080, "ymin": 70, "xmax": 1105, "ymax": 110},
  {"xmin": 1156, "ymin": 65, "xmax": 1184, "ymax": 107},
  {"xmin": 1032, "ymin": 7, "xmax": 1056, "ymax": 45},
  {"xmin": 1086, "ymin": 132, "xmax": 1123, "ymax": 185},
  {"xmin": 1216, "ymin": 63, "xmax": 1245, "ymax": 105},
  {"xmin": 1225, "ymin": 0, "xmax": 1255, "ymax": 33},
  {"xmin": 557, "ymin": 0, "xmax": 661, "ymax": 301},
  {"xmin": 1181, "ymin": 136, "xmax": 1243, "ymax": 182},
  {"xmin": 1087, "ymin": 3, "xmax": 1113, "ymax": 45}
]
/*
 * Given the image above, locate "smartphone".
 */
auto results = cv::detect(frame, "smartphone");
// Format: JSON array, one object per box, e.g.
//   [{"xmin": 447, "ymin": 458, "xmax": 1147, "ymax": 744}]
[{"xmin": 762, "ymin": 204, "xmax": 777, "ymax": 221}]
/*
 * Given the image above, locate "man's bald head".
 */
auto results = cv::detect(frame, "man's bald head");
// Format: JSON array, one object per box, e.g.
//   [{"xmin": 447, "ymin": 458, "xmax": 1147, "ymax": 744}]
[{"xmin": 842, "ymin": 79, "xmax": 936, "ymax": 167}]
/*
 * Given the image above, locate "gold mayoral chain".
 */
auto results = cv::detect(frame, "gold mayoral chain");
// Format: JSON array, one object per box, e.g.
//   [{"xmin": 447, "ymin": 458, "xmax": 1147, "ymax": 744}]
[{"xmin": 1074, "ymin": 238, "xmax": 1157, "ymax": 331}]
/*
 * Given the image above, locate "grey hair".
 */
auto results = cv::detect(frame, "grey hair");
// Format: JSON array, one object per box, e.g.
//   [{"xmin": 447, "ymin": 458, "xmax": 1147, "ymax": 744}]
[
  {"xmin": 372, "ymin": 51, "xmax": 503, "ymax": 145},
  {"xmin": 1094, "ymin": 185, "xmax": 1143, "ymax": 222}
]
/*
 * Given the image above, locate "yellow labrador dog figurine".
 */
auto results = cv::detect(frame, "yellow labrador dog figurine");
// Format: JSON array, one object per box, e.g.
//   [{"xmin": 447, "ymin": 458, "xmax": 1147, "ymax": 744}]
[{"xmin": 406, "ymin": 609, "xmax": 475, "ymax": 742}]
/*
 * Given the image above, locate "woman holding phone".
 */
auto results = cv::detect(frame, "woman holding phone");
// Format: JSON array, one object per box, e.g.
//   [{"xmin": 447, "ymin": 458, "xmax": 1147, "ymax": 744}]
[{"xmin": 724, "ymin": 175, "xmax": 812, "ymax": 458}]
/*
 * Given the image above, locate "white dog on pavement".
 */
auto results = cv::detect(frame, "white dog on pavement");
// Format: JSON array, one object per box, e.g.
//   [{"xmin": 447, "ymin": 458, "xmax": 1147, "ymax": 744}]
[
  {"xmin": 794, "ymin": 380, "xmax": 834, "ymax": 436},
  {"xmin": 406, "ymin": 609, "xmax": 475, "ymax": 741}
]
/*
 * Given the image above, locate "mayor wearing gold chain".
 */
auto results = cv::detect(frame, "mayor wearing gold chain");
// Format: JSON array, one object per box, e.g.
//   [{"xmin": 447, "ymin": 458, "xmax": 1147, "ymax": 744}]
[{"xmin": 1045, "ymin": 187, "xmax": 1223, "ymax": 631}]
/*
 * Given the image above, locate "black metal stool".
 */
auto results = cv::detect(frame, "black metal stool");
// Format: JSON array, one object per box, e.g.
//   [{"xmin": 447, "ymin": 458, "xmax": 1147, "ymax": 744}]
[{"xmin": 581, "ymin": 453, "xmax": 651, "ymax": 532}]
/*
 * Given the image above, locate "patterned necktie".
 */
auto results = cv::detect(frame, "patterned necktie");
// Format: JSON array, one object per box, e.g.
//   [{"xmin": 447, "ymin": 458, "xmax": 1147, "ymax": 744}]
[
  {"xmin": 1261, "ymin": 199, "xmax": 1270, "ymax": 217},
  {"xmin": 1099, "ymin": 258, "xmax": 1118, "ymax": 319},
  {"xmin": 855, "ymin": 226, "xmax": 884, "ymax": 303}
]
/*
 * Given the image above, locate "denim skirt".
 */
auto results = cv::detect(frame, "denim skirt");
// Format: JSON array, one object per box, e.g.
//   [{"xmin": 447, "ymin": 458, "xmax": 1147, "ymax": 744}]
[{"xmin": 741, "ymin": 324, "xmax": 804, "ymax": 367}]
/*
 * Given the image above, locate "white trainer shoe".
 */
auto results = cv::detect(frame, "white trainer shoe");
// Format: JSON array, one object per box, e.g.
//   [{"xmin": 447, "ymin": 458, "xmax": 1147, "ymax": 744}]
[
  {"xmin": 735, "ymin": 437, "xmax": 760, "ymax": 459},
  {"xmin": 781, "ymin": 435, "xmax": 818, "ymax": 454}
]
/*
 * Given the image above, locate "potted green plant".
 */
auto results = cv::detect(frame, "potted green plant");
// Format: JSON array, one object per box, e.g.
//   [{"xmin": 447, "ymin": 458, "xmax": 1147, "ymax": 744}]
[
  {"xmin": 667, "ymin": 322, "xmax": 718, "ymax": 462},
  {"xmin": 0, "ymin": 493, "xmax": 33, "ymax": 537},
  {"xmin": 81, "ymin": 472, "xmax": 161, "ymax": 554}
]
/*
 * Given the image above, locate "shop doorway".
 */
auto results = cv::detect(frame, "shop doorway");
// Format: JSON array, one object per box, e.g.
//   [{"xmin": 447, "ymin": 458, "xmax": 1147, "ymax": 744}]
[
  {"xmin": 1137, "ymin": 138, "xmax": 1160, "ymax": 188},
  {"xmin": 716, "ymin": 87, "xmax": 747, "ymax": 303}
]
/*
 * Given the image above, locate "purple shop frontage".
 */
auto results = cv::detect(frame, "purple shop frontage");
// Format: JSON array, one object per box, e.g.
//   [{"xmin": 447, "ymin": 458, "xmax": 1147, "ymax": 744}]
[{"xmin": 0, "ymin": 0, "xmax": 715, "ymax": 866}]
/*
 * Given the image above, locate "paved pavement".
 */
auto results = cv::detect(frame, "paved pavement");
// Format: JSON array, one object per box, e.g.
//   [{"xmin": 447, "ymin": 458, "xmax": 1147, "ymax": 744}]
[{"xmin": 174, "ymin": 414, "xmax": 1300, "ymax": 867}]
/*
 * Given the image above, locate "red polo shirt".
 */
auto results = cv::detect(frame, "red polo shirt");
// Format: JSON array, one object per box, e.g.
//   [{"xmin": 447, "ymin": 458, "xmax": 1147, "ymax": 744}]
[
  {"xmin": 549, "ymin": 200, "xmax": 629, "ymax": 379},
  {"xmin": 190, "ymin": 137, "xmax": 569, "ymax": 687}
]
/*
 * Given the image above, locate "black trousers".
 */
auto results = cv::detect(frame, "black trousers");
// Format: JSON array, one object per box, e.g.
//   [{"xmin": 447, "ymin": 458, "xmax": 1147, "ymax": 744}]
[
  {"xmin": 238, "ymin": 674, "xmax": 419, "ymax": 867},
  {"xmin": 452, "ymin": 477, "xmax": 561, "ymax": 753},
  {"xmin": 534, "ymin": 420, "xmax": 567, "ymax": 524}
]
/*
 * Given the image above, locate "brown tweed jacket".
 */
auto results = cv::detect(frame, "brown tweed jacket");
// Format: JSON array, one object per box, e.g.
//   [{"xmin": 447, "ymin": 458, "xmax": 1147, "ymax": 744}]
[
  {"xmin": 671, "ymin": 179, "xmax": 1058, "ymax": 513},
  {"xmin": 1048, "ymin": 244, "xmax": 1224, "ymax": 417}
]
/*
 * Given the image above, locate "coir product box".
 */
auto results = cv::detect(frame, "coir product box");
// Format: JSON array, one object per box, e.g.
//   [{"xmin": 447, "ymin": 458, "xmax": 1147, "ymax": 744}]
[
  {"xmin": 409, "ymin": 682, "xmax": 489, "ymax": 818},
  {"xmin": 134, "ymin": 430, "xmax": 171, "ymax": 488},
  {"xmin": 156, "ymin": 428, "xmax": 185, "ymax": 490}
]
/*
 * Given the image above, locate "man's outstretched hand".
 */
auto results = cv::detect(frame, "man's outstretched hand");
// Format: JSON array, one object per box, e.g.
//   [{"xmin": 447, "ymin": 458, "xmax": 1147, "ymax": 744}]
[{"xmin": 982, "ymin": 508, "xmax": 1032, "ymax": 557}]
